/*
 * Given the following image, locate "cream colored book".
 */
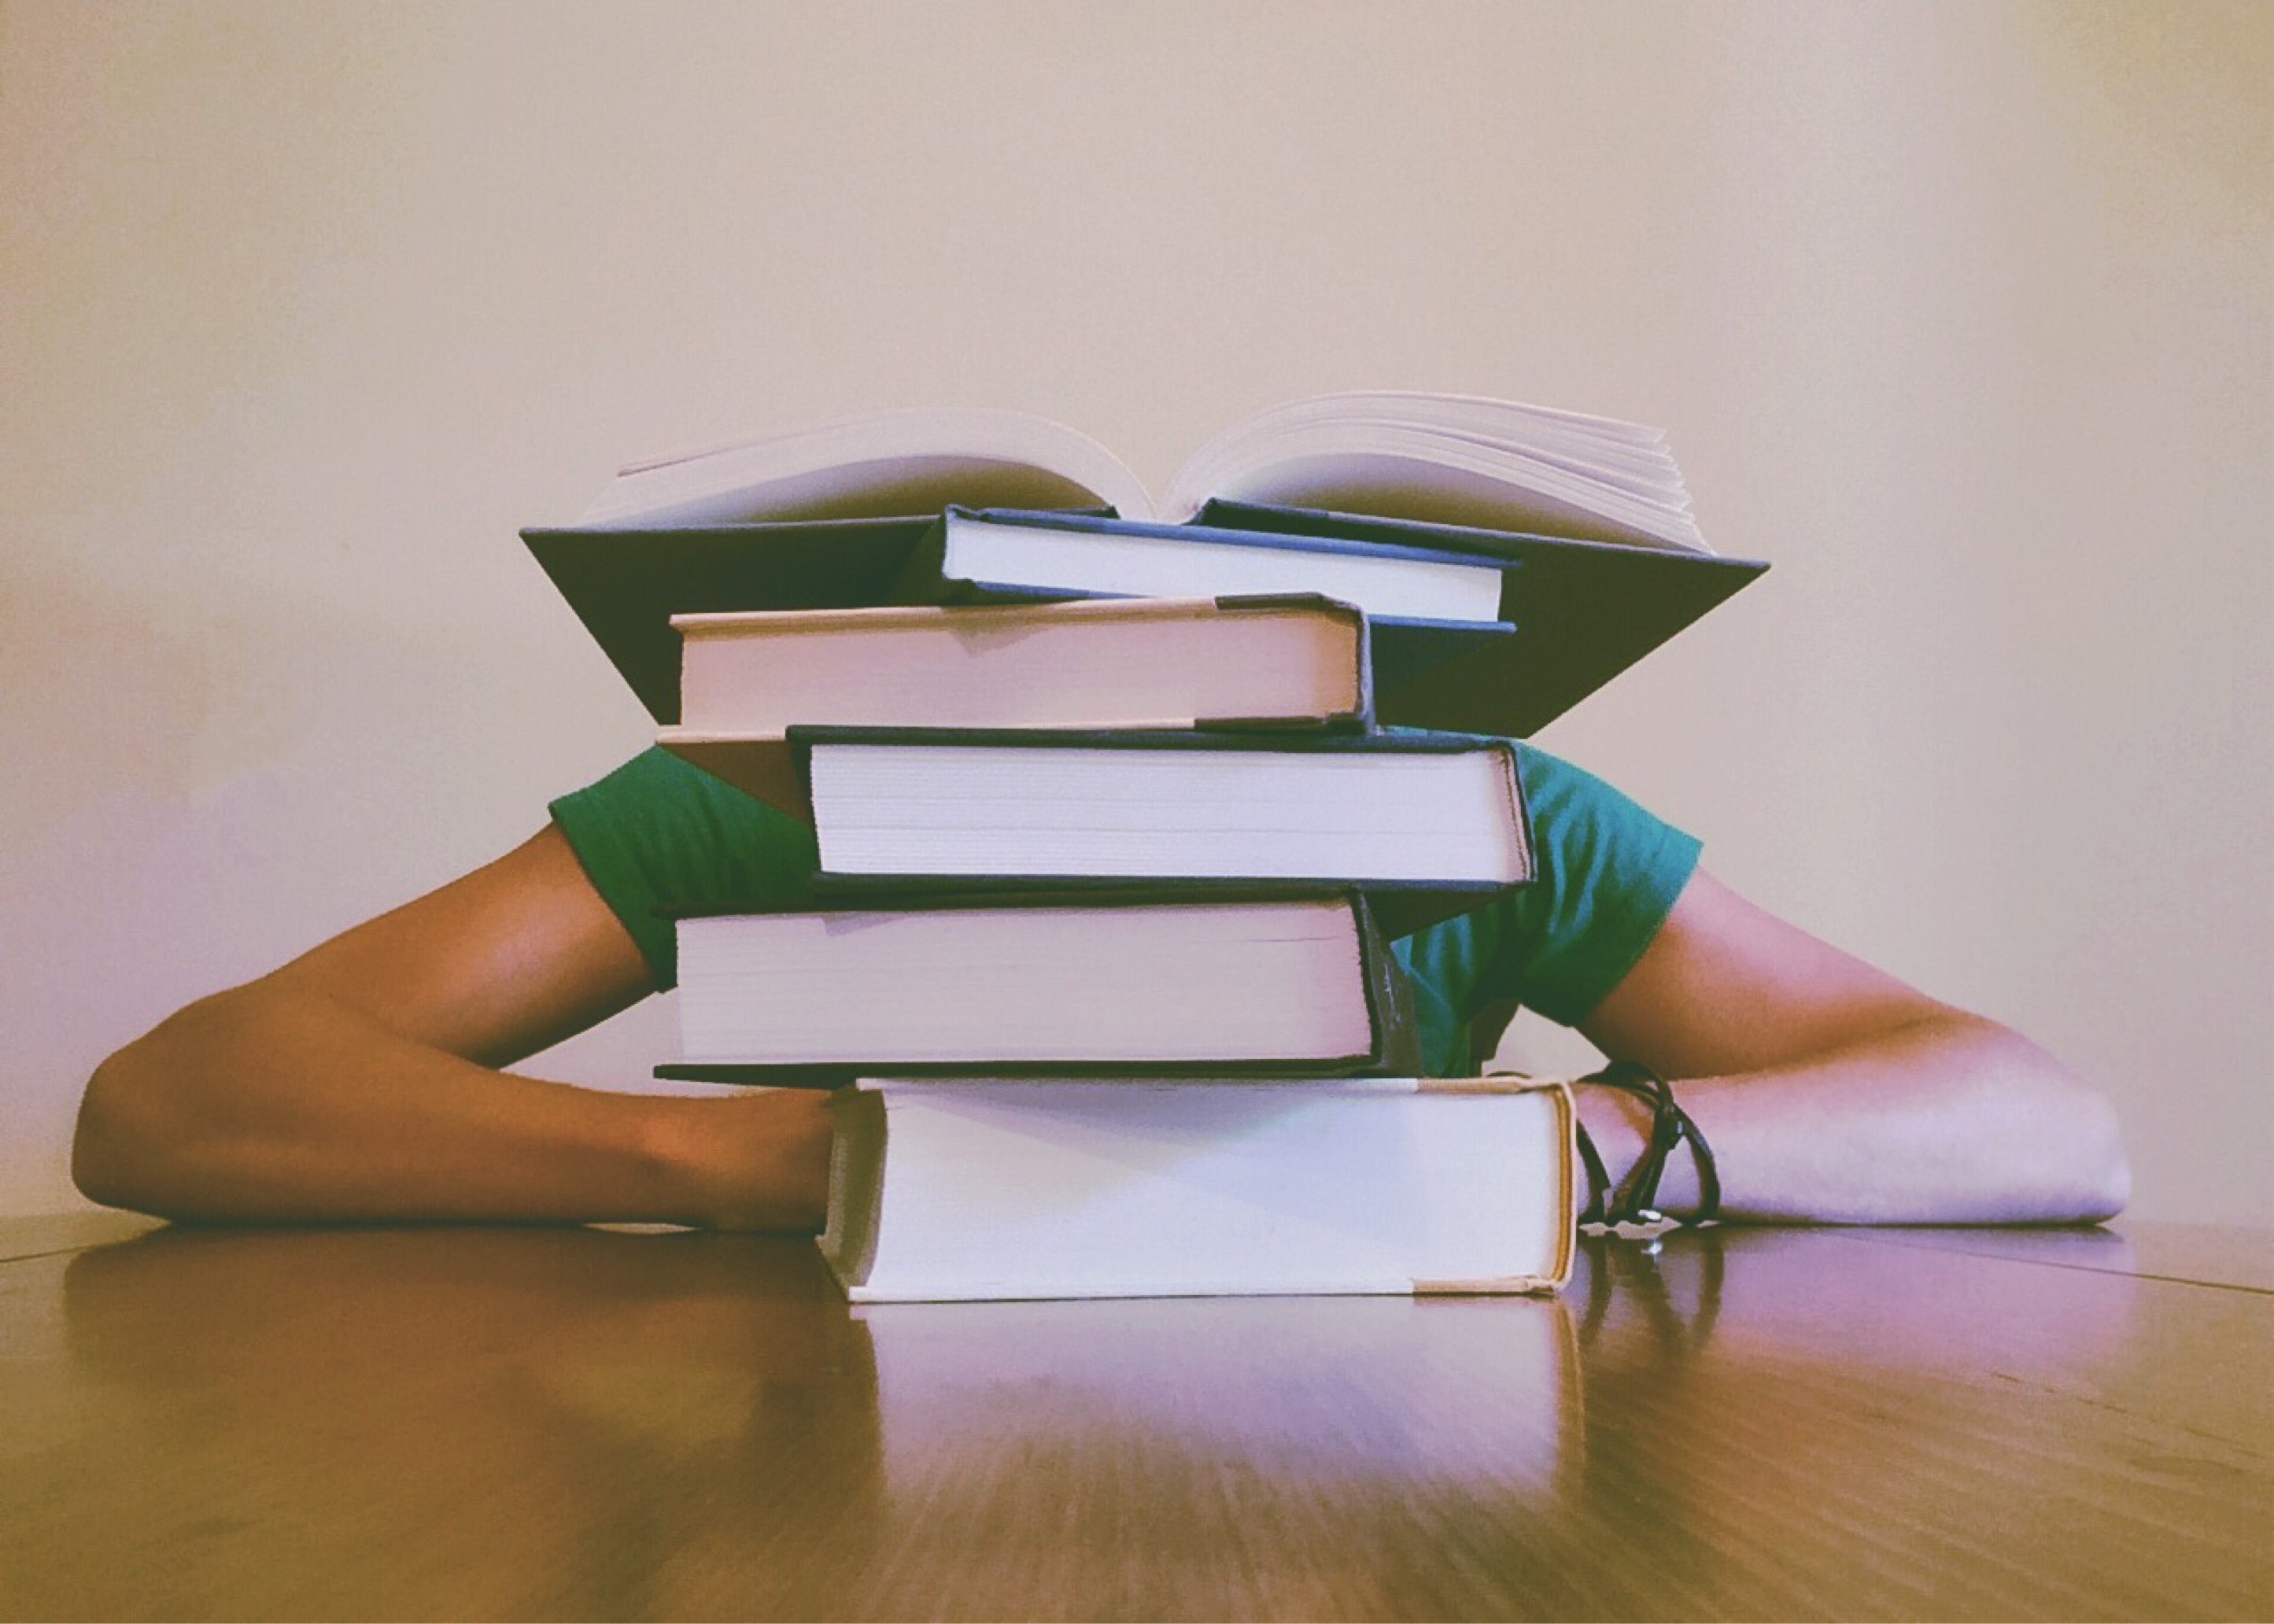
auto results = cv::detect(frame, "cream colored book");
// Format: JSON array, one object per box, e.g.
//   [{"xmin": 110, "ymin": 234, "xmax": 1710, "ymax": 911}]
[
  {"xmin": 663, "ymin": 594, "xmax": 1371, "ymax": 746},
  {"xmin": 819, "ymin": 1076, "xmax": 1577, "ymax": 1302}
]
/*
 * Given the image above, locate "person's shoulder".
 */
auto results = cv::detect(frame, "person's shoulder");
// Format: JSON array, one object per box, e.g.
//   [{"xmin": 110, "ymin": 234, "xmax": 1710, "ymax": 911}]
[
  {"xmin": 547, "ymin": 747, "xmax": 819, "ymax": 990},
  {"xmin": 1484, "ymin": 740, "xmax": 1706, "ymax": 1027}
]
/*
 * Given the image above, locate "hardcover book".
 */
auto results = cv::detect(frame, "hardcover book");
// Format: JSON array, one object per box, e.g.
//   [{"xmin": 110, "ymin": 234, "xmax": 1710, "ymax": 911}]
[
  {"xmin": 659, "ymin": 889, "xmax": 1419, "ymax": 1085},
  {"xmin": 909, "ymin": 506, "xmax": 1512, "ymax": 627},
  {"xmin": 819, "ymin": 1075, "xmax": 1578, "ymax": 1301},
  {"xmin": 666, "ymin": 594, "xmax": 1376, "ymax": 739},
  {"xmin": 660, "ymin": 725, "xmax": 1531, "ymax": 936}
]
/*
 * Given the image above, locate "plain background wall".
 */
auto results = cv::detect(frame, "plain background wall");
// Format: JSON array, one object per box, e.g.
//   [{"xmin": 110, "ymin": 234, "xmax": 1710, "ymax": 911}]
[{"xmin": 3, "ymin": 0, "xmax": 2267, "ymax": 1221}]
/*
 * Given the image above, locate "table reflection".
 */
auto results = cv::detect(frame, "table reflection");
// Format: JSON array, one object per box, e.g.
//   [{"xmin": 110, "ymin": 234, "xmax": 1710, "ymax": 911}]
[{"xmin": 5, "ymin": 1219, "xmax": 2258, "ymax": 1621}]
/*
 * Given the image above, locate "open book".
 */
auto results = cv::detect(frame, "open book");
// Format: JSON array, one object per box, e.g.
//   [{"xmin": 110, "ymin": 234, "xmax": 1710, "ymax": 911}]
[{"xmin": 574, "ymin": 391, "xmax": 1711, "ymax": 554}]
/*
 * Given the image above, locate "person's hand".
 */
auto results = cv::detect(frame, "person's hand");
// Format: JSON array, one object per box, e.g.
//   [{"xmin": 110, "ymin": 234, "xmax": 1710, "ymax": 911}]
[{"xmin": 658, "ymin": 1088, "xmax": 836, "ymax": 1232}]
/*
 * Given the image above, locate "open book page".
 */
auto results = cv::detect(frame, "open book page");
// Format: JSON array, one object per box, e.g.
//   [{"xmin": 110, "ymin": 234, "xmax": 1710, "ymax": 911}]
[
  {"xmin": 578, "ymin": 408, "xmax": 1152, "ymax": 529},
  {"xmin": 573, "ymin": 392, "xmax": 1705, "ymax": 550},
  {"xmin": 1184, "ymin": 447, "xmax": 1706, "ymax": 552},
  {"xmin": 1165, "ymin": 392, "xmax": 1707, "ymax": 552}
]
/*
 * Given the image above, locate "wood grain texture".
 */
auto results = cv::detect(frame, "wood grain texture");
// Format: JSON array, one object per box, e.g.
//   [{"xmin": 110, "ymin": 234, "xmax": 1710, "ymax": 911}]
[
  {"xmin": 1830, "ymin": 1219, "xmax": 2274, "ymax": 1294},
  {"xmin": 0, "ymin": 1221, "xmax": 2265, "ymax": 1621}
]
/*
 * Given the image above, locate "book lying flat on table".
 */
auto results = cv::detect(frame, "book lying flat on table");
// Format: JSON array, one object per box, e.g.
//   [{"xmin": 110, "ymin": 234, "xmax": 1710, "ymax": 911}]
[
  {"xmin": 521, "ymin": 392, "xmax": 1765, "ymax": 736},
  {"xmin": 659, "ymin": 890, "xmax": 1418, "ymax": 1085},
  {"xmin": 661, "ymin": 726, "xmax": 1531, "ymax": 936},
  {"xmin": 572, "ymin": 391, "xmax": 1704, "ymax": 551},
  {"xmin": 819, "ymin": 1076, "xmax": 1578, "ymax": 1301},
  {"xmin": 668, "ymin": 595, "xmax": 1377, "ymax": 739}
]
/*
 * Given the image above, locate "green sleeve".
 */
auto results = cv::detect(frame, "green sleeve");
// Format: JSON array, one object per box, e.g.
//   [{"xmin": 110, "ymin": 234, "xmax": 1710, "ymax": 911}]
[
  {"xmin": 548, "ymin": 747, "xmax": 819, "ymax": 990},
  {"xmin": 1393, "ymin": 744, "xmax": 1701, "ymax": 1074}
]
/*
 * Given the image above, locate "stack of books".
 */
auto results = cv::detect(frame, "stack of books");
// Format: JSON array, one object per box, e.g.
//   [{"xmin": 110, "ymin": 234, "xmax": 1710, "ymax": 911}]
[{"xmin": 527, "ymin": 392, "xmax": 1765, "ymax": 1301}]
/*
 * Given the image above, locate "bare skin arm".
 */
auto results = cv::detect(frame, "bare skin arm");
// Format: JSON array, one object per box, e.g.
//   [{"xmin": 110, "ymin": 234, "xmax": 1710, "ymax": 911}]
[
  {"xmin": 72, "ymin": 825, "xmax": 832, "ymax": 1230},
  {"xmin": 1567, "ymin": 869, "xmax": 2129, "ymax": 1224},
  {"xmin": 76, "ymin": 835, "xmax": 2126, "ymax": 1231}
]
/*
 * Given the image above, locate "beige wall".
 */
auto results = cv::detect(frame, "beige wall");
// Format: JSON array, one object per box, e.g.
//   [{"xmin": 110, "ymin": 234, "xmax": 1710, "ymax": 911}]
[{"xmin": 4, "ymin": 1, "xmax": 2266, "ymax": 1221}]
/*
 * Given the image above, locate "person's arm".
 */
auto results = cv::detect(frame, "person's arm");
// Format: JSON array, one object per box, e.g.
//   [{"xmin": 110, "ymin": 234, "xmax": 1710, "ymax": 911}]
[
  {"xmin": 1571, "ymin": 868, "xmax": 2128, "ymax": 1224},
  {"xmin": 72, "ymin": 825, "xmax": 832, "ymax": 1230}
]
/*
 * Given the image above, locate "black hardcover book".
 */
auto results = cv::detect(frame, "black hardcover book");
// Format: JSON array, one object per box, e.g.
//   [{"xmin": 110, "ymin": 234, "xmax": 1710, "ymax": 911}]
[
  {"xmin": 522, "ymin": 515, "xmax": 938, "ymax": 724},
  {"xmin": 1198, "ymin": 500, "xmax": 1769, "ymax": 736},
  {"xmin": 655, "ymin": 887, "xmax": 1423, "ymax": 1087},
  {"xmin": 663, "ymin": 724, "xmax": 1533, "ymax": 939}
]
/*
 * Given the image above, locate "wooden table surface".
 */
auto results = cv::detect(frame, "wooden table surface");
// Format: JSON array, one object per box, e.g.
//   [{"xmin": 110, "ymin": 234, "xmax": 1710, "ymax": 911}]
[{"xmin": 0, "ymin": 1213, "xmax": 2264, "ymax": 1621}]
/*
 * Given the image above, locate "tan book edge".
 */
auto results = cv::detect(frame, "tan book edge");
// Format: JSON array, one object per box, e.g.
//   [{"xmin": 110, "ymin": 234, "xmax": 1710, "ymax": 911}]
[
  {"xmin": 821, "ymin": 1086, "xmax": 888, "ymax": 1294},
  {"xmin": 672, "ymin": 595, "xmax": 1268, "ymax": 636},
  {"xmin": 1412, "ymin": 1073, "xmax": 1577, "ymax": 1294}
]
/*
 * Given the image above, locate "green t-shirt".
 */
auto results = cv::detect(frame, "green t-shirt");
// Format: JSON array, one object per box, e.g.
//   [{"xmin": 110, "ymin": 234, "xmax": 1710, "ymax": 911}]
[{"xmin": 549, "ymin": 744, "xmax": 1700, "ymax": 1076}]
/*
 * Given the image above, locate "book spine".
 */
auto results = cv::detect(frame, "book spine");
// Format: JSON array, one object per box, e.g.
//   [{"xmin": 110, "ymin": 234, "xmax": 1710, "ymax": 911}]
[
  {"xmin": 1351, "ymin": 895, "xmax": 1423, "ymax": 1076},
  {"xmin": 888, "ymin": 515, "xmax": 954, "ymax": 605},
  {"xmin": 1194, "ymin": 593, "xmax": 1373, "ymax": 733}
]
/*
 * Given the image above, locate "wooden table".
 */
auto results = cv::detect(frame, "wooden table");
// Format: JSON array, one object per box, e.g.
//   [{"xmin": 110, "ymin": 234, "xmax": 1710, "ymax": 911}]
[{"xmin": 1, "ymin": 1213, "xmax": 2264, "ymax": 1620}]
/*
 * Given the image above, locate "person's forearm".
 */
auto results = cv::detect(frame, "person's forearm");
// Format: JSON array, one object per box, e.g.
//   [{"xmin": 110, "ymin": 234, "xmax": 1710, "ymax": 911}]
[
  {"xmin": 74, "ymin": 985, "xmax": 830, "ymax": 1229},
  {"xmin": 1573, "ymin": 1012, "xmax": 2129, "ymax": 1225}
]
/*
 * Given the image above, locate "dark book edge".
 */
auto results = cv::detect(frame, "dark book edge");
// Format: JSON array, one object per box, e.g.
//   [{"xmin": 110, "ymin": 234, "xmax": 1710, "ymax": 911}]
[
  {"xmin": 790, "ymin": 873, "xmax": 1516, "ymax": 938},
  {"xmin": 782, "ymin": 723, "xmax": 1513, "ymax": 755}
]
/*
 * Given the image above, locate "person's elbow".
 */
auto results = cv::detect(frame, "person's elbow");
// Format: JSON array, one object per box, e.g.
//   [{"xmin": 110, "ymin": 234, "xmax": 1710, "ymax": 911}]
[
  {"xmin": 1972, "ymin": 1017, "xmax": 2130, "ymax": 1224},
  {"xmin": 73, "ymin": 995, "xmax": 241, "ymax": 1216},
  {"xmin": 2065, "ymin": 1079, "xmax": 2131, "ymax": 1224}
]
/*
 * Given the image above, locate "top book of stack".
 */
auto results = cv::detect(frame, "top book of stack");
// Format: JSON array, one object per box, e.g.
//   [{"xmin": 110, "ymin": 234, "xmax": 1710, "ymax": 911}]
[
  {"xmin": 575, "ymin": 392, "xmax": 1708, "ymax": 549},
  {"xmin": 524, "ymin": 392, "xmax": 1767, "ymax": 736}
]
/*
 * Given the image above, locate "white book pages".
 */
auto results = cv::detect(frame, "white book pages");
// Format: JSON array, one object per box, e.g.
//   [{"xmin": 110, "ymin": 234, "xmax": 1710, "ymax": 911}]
[
  {"xmin": 572, "ymin": 393, "xmax": 1705, "ymax": 551},
  {"xmin": 1162, "ymin": 390, "xmax": 1707, "ymax": 551},
  {"xmin": 580, "ymin": 409, "xmax": 1152, "ymax": 529},
  {"xmin": 675, "ymin": 900, "xmax": 1375, "ymax": 1066},
  {"xmin": 940, "ymin": 515, "xmax": 1508, "ymax": 624},
  {"xmin": 670, "ymin": 600, "xmax": 1362, "ymax": 735},
  {"xmin": 832, "ymin": 1078, "xmax": 1571, "ymax": 1300},
  {"xmin": 1174, "ymin": 393, "xmax": 1685, "ymax": 500},
  {"xmin": 1176, "ymin": 440, "xmax": 1704, "ymax": 552},
  {"xmin": 806, "ymin": 743, "xmax": 1528, "ymax": 884}
]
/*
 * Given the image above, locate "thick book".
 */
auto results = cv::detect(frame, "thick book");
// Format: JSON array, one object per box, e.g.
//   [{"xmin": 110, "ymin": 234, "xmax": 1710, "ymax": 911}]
[
  {"xmin": 665, "ymin": 593, "xmax": 1377, "ymax": 740},
  {"xmin": 908, "ymin": 506, "xmax": 1514, "ymax": 627},
  {"xmin": 657, "ymin": 888, "xmax": 1419, "ymax": 1085},
  {"xmin": 819, "ymin": 1075, "xmax": 1578, "ymax": 1301},
  {"xmin": 568, "ymin": 391, "xmax": 1707, "ymax": 552},
  {"xmin": 659, "ymin": 726, "xmax": 1531, "ymax": 936}
]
